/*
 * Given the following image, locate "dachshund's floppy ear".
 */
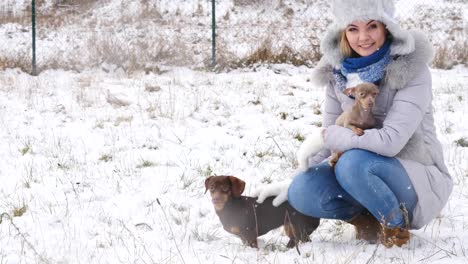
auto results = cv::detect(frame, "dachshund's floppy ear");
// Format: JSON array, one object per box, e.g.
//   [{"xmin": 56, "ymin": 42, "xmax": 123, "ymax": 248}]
[
  {"xmin": 205, "ymin": 176, "xmax": 214, "ymax": 194},
  {"xmin": 228, "ymin": 176, "xmax": 245, "ymax": 197}
]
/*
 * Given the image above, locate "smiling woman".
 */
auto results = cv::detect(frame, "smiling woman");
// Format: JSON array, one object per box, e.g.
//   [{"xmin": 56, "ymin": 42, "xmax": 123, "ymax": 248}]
[
  {"xmin": 255, "ymin": 0, "xmax": 453, "ymax": 249},
  {"xmin": 342, "ymin": 20, "xmax": 387, "ymax": 57}
]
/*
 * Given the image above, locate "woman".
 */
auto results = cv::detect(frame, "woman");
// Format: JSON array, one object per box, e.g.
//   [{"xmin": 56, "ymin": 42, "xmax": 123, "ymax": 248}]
[{"xmin": 255, "ymin": 0, "xmax": 452, "ymax": 247}]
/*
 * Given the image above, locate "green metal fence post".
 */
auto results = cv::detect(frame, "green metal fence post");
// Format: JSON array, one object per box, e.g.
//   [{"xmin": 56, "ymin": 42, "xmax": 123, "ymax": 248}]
[
  {"xmin": 31, "ymin": 0, "xmax": 37, "ymax": 76},
  {"xmin": 211, "ymin": 0, "xmax": 216, "ymax": 68}
]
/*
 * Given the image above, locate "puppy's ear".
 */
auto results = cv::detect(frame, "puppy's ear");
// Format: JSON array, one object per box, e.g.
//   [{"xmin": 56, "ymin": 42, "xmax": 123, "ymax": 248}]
[
  {"xmin": 228, "ymin": 176, "xmax": 245, "ymax": 197},
  {"xmin": 373, "ymin": 87, "xmax": 380, "ymax": 95},
  {"xmin": 343, "ymin": 87, "xmax": 356, "ymax": 97},
  {"xmin": 205, "ymin": 176, "xmax": 214, "ymax": 194}
]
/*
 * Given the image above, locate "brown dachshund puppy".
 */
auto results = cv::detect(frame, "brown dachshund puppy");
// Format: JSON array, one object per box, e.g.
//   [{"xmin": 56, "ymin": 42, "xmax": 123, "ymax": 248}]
[
  {"xmin": 205, "ymin": 175, "xmax": 320, "ymax": 249},
  {"xmin": 329, "ymin": 82, "xmax": 379, "ymax": 167}
]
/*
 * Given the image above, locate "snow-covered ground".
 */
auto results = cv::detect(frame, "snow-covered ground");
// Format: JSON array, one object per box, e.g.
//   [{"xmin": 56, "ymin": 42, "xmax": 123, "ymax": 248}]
[
  {"xmin": 0, "ymin": 0, "xmax": 467, "ymax": 263},
  {"xmin": 0, "ymin": 64, "xmax": 467, "ymax": 264}
]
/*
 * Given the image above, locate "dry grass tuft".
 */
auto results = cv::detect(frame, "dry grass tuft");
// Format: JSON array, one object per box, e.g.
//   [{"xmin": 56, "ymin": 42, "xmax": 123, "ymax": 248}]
[
  {"xmin": 432, "ymin": 40, "xmax": 468, "ymax": 69},
  {"xmin": 0, "ymin": 11, "xmax": 30, "ymax": 25},
  {"xmin": 242, "ymin": 39, "xmax": 320, "ymax": 67},
  {"xmin": 454, "ymin": 137, "xmax": 468, "ymax": 147},
  {"xmin": 402, "ymin": 4, "xmax": 466, "ymax": 69},
  {"xmin": 233, "ymin": 0, "xmax": 268, "ymax": 6},
  {"xmin": 13, "ymin": 204, "xmax": 27, "ymax": 217},
  {"xmin": 38, "ymin": 0, "xmax": 99, "ymax": 10},
  {"xmin": 0, "ymin": 52, "xmax": 32, "ymax": 73}
]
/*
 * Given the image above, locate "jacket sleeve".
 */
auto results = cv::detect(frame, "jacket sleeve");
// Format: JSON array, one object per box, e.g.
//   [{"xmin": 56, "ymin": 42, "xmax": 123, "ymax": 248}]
[
  {"xmin": 323, "ymin": 83, "xmax": 343, "ymax": 127},
  {"xmin": 323, "ymin": 66, "xmax": 432, "ymax": 157},
  {"xmin": 308, "ymin": 83, "xmax": 342, "ymax": 165}
]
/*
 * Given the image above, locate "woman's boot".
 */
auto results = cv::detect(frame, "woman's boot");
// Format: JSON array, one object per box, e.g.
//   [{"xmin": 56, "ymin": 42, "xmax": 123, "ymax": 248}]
[
  {"xmin": 380, "ymin": 206, "xmax": 411, "ymax": 247},
  {"xmin": 347, "ymin": 210, "xmax": 382, "ymax": 243},
  {"xmin": 380, "ymin": 226, "xmax": 410, "ymax": 247}
]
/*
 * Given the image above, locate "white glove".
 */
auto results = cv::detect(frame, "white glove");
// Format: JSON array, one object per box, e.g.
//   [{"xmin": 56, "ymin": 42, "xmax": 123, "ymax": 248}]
[
  {"xmin": 252, "ymin": 179, "xmax": 292, "ymax": 207},
  {"xmin": 297, "ymin": 127, "xmax": 325, "ymax": 171}
]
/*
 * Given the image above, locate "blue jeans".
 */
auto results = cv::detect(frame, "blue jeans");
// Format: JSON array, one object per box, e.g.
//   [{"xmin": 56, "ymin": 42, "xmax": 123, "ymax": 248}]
[{"xmin": 288, "ymin": 149, "xmax": 418, "ymax": 228}]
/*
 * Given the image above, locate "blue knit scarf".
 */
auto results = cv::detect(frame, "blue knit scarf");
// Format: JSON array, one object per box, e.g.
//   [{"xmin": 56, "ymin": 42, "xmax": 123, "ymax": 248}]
[{"xmin": 333, "ymin": 40, "xmax": 392, "ymax": 93}]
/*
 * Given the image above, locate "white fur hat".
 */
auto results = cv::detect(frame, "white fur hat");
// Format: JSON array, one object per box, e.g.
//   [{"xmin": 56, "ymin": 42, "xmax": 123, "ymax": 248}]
[
  {"xmin": 331, "ymin": 0, "xmax": 397, "ymax": 29},
  {"xmin": 321, "ymin": 0, "xmax": 415, "ymax": 66}
]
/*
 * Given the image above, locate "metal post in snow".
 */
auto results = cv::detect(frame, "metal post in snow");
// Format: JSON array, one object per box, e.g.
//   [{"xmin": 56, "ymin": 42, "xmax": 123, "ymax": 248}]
[
  {"xmin": 211, "ymin": 0, "xmax": 216, "ymax": 67},
  {"xmin": 31, "ymin": 0, "xmax": 37, "ymax": 76}
]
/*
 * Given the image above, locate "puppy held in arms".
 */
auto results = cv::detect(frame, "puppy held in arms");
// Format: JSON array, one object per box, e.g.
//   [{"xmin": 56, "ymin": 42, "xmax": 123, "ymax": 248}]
[
  {"xmin": 297, "ymin": 82, "xmax": 379, "ymax": 170},
  {"xmin": 205, "ymin": 176, "xmax": 320, "ymax": 249}
]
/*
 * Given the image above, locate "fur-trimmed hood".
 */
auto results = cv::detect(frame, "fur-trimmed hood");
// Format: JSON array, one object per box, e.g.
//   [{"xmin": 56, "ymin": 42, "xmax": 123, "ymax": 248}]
[{"xmin": 312, "ymin": 29, "xmax": 434, "ymax": 91}]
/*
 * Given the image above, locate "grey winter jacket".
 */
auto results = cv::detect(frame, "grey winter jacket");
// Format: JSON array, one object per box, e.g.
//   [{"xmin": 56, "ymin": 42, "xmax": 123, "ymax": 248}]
[{"xmin": 309, "ymin": 29, "xmax": 453, "ymax": 229}]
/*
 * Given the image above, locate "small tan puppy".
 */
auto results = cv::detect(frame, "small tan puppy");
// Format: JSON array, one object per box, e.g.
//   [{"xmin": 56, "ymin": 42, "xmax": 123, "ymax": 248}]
[
  {"xmin": 329, "ymin": 82, "xmax": 379, "ymax": 167},
  {"xmin": 297, "ymin": 82, "xmax": 379, "ymax": 170}
]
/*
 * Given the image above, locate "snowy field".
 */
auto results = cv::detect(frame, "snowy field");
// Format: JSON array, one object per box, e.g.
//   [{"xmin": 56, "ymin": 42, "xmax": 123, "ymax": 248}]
[
  {"xmin": 1, "ymin": 0, "xmax": 468, "ymax": 263},
  {"xmin": 0, "ymin": 64, "xmax": 467, "ymax": 264}
]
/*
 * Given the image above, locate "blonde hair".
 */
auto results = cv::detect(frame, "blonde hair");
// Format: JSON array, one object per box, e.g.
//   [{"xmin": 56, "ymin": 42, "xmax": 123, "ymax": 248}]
[{"xmin": 339, "ymin": 30, "xmax": 355, "ymax": 58}]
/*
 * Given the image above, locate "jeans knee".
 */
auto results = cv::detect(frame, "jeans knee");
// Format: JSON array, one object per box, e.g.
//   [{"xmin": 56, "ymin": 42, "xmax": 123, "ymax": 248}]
[
  {"xmin": 336, "ymin": 149, "xmax": 369, "ymax": 167},
  {"xmin": 289, "ymin": 166, "xmax": 328, "ymax": 197},
  {"xmin": 289, "ymin": 171, "xmax": 309, "ymax": 195},
  {"xmin": 288, "ymin": 163, "xmax": 361, "ymax": 219},
  {"xmin": 335, "ymin": 149, "xmax": 369, "ymax": 186},
  {"xmin": 288, "ymin": 171, "xmax": 318, "ymax": 215}
]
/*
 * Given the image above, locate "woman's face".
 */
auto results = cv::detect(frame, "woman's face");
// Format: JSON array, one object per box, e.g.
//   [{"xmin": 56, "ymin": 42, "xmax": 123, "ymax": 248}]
[{"xmin": 345, "ymin": 20, "xmax": 387, "ymax": 57}]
